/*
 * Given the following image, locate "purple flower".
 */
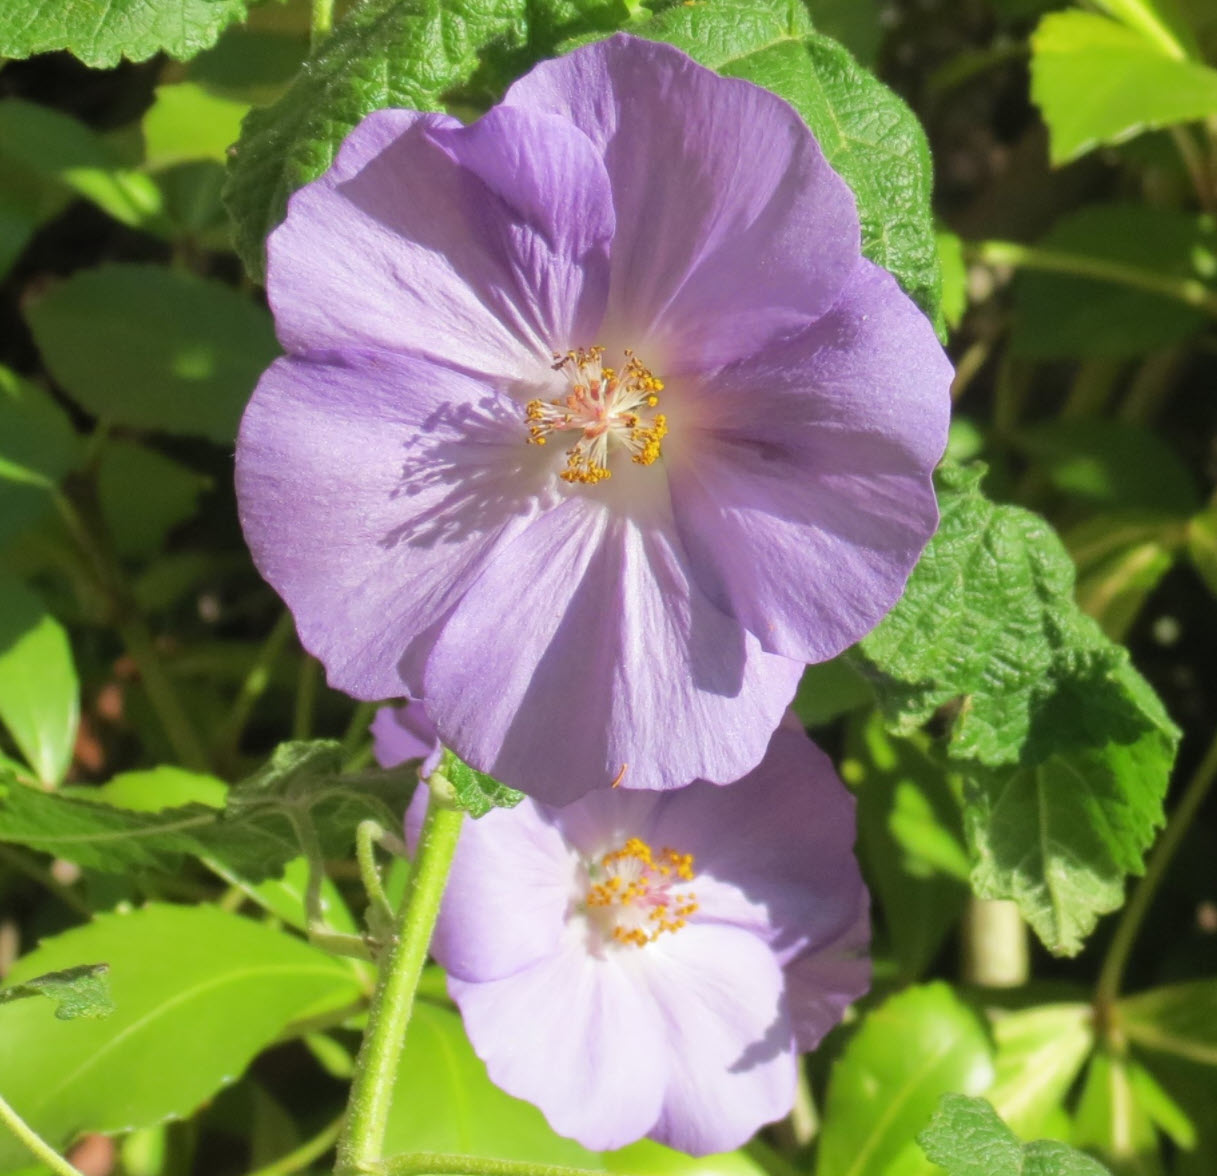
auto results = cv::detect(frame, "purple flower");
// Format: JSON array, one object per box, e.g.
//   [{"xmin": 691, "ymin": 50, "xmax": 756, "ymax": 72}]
[
  {"xmin": 236, "ymin": 33, "xmax": 952, "ymax": 803},
  {"xmin": 371, "ymin": 700, "xmax": 442, "ymax": 778},
  {"xmin": 404, "ymin": 716, "xmax": 868, "ymax": 1155}
]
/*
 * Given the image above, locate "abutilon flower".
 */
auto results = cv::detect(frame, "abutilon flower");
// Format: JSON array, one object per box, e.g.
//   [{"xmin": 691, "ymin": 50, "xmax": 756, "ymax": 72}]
[
  {"xmin": 400, "ymin": 712, "xmax": 870, "ymax": 1155},
  {"xmin": 236, "ymin": 33, "xmax": 952, "ymax": 803}
]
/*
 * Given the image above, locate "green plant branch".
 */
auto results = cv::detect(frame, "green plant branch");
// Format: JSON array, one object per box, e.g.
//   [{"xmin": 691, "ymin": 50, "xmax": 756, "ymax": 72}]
[
  {"xmin": 218, "ymin": 610, "xmax": 295, "ymax": 760},
  {"xmin": 378, "ymin": 1156, "xmax": 606, "ymax": 1176},
  {"xmin": 0, "ymin": 1091, "xmax": 84, "ymax": 1176},
  {"xmin": 311, "ymin": 0, "xmax": 335, "ymax": 45},
  {"xmin": 51, "ymin": 489, "xmax": 212, "ymax": 773},
  {"xmin": 970, "ymin": 240, "xmax": 1217, "ymax": 318},
  {"xmin": 246, "ymin": 1112, "xmax": 344, "ymax": 1176},
  {"xmin": 335, "ymin": 788, "xmax": 464, "ymax": 1175},
  {"xmin": 1096, "ymin": 727, "xmax": 1217, "ymax": 1010},
  {"xmin": 356, "ymin": 820, "xmax": 396, "ymax": 933}
]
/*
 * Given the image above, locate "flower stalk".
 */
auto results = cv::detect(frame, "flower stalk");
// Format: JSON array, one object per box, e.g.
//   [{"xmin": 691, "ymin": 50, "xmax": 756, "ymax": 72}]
[{"xmin": 335, "ymin": 786, "xmax": 464, "ymax": 1175}]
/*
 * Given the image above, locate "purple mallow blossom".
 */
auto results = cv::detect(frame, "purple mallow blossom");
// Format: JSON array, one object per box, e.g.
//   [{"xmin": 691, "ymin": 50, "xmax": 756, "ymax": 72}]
[
  {"xmin": 236, "ymin": 33, "xmax": 952, "ymax": 803},
  {"xmin": 400, "ymin": 709, "xmax": 870, "ymax": 1155}
]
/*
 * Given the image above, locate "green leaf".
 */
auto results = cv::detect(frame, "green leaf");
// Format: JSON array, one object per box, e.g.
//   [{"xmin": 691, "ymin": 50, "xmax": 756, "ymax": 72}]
[
  {"xmin": 639, "ymin": 0, "xmax": 942, "ymax": 326},
  {"xmin": 142, "ymin": 83, "xmax": 249, "ymax": 169},
  {"xmin": 1072, "ymin": 1052, "xmax": 1161, "ymax": 1172},
  {"xmin": 0, "ymin": 964, "xmax": 114, "ymax": 1021},
  {"xmin": 919, "ymin": 1094, "xmax": 1113, "ymax": 1176},
  {"xmin": 605, "ymin": 1141, "xmax": 765, "ymax": 1174},
  {"xmin": 0, "ymin": 366, "xmax": 80, "ymax": 545},
  {"xmin": 816, "ymin": 982, "xmax": 995, "ymax": 1176},
  {"xmin": 24, "ymin": 264, "xmax": 278, "ymax": 444},
  {"xmin": 1067, "ymin": 512, "xmax": 1185, "ymax": 643},
  {"xmin": 97, "ymin": 441, "xmax": 211, "ymax": 558},
  {"xmin": 0, "ymin": 0, "xmax": 252, "ymax": 67},
  {"xmin": 0, "ymin": 903, "xmax": 361, "ymax": 1170},
  {"xmin": 792, "ymin": 656, "xmax": 875, "ymax": 727},
  {"xmin": 1013, "ymin": 421, "xmax": 1199, "ymax": 514},
  {"xmin": 0, "ymin": 575, "xmax": 78, "ymax": 786},
  {"xmin": 986, "ymin": 1004, "xmax": 1094, "ymax": 1138},
  {"xmin": 1031, "ymin": 10, "xmax": 1217, "ymax": 164},
  {"xmin": 437, "ymin": 749, "xmax": 524, "ymax": 819},
  {"xmin": 845, "ymin": 715, "xmax": 968, "ymax": 980},
  {"xmin": 0, "ymin": 742, "xmax": 415, "ymax": 881},
  {"xmin": 1121, "ymin": 980, "xmax": 1217, "ymax": 1067},
  {"xmin": 384, "ymin": 1000, "xmax": 600, "ymax": 1166},
  {"xmin": 938, "ymin": 229, "xmax": 968, "ymax": 332},
  {"xmin": 0, "ymin": 99, "xmax": 163, "ymax": 229},
  {"xmin": 74, "ymin": 766, "xmax": 228, "ymax": 812},
  {"xmin": 851, "ymin": 465, "xmax": 1179, "ymax": 954},
  {"xmin": 1011, "ymin": 205, "xmax": 1216, "ymax": 359}
]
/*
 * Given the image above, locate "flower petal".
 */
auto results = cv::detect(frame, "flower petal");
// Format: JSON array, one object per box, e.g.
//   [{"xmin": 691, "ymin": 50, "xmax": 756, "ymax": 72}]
[
  {"xmin": 645, "ymin": 726, "xmax": 867, "ymax": 965},
  {"xmin": 236, "ymin": 351, "xmax": 546, "ymax": 700},
  {"xmin": 421, "ymin": 497, "xmax": 803, "ymax": 801},
  {"xmin": 643, "ymin": 924, "xmax": 796, "ymax": 1155},
  {"xmin": 784, "ymin": 895, "xmax": 871, "ymax": 1052},
  {"xmin": 408, "ymin": 791, "xmax": 576, "ymax": 983},
  {"xmin": 503, "ymin": 34, "xmax": 859, "ymax": 372},
  {"xmin": 448, "ymin": 932, "xmax": 666, "ymax": 1150},
  {"xmin": 267, "ymin": 105, "xmax": 612, "ymax": 383},
  {"xmin": 370, "ymin": 704, "xmax": 440, "ymax": 770},
  {"xmin": 668, "ymin": 260, "xmax": 952, "ymax": 662}
]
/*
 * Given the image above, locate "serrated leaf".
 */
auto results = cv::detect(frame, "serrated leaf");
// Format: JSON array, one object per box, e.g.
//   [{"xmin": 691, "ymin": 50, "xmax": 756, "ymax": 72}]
[
  {"xmin": 1121, "ymin": 980, "xmax": 1217, "ymax": 1066},
  {"xmin": 0, "ymin": 904, "xmax": 360, "ymax": 1170},
  {"xmin": 1011, "ymin": 205, "xmax": 1215, "ymax": 359},
  {"xmin": 24, "ymin": 264, "xmax": 278, "ymax": 443},
  {"xmin": 816, "ymin": 983, "xmax": 995, "ymax": 1176},
  {"xmin": 0, "ymin": 742, "xmax": 416, "ymax": 880},
  {"xmin": 1031, "ymin": 10, "xmax": 1217, "ymax": 164},
  {"xmin": 0, "ymin": 964, "xmax": 113, "ymax": 1021},
  {"xmin": 0, "ymin": 575, "xmax": 78, "ymax": 786},
  {"xmin": 964, "ymin": 659, "xmax": 1174, "ymax": 955},
  {"xmin": 850, "ymin": 465, "xmax": 1178, "ymax": 954},
  {"xmin": 639, "ymin": 0, "xmax": 941, "ymax": 326},
  {"xmin": 437, "ymin": 749, "xmax": 523, "ymax": 819},
  {"xmin": 0, "ymin": 0, "xmax": 252, "ymax": 68},
  {"xmin": 919, "ymin": 1094, "xmax": 1113, "ymax": 1176}
]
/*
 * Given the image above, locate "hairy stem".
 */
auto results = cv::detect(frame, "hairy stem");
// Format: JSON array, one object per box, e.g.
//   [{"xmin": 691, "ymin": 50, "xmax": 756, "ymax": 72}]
[
  {"xmin": 970, "ymin": 239, "xmax": 1217, "ymax": 318},
  {"xmin": 0, "ymin": 1092, "xmax": 84, "ymax": 1176},
  {"xmin": 336, "ymin": 790, "xmax": 464, "ymax": 1174},
  {"xmin": 1096, "ymin": 729, "xmax": 1217, "ymax": 1009}
]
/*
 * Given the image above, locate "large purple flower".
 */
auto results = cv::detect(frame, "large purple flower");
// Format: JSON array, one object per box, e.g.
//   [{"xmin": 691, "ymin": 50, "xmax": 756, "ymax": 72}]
[
  {"xmin": 403, "ymin": 713, "xmax": 869, "ymax": 1155},
  {"xmin": 236, "ymin": 33, "xmax": 952, "ymax": 803}
]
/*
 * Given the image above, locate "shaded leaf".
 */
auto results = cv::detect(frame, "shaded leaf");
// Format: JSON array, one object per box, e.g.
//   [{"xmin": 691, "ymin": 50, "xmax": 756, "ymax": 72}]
[
  {"xmin": 1122, "ymin": 980, "xmax": 1217, "ymax": 1067},
  {"xmin": 24, "ymin": 264, "xmax": 278, "ymax": 443}
]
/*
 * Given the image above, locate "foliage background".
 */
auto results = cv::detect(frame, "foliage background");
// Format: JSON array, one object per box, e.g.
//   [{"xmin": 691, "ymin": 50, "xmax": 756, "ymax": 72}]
[{"xmin": 1, "ymin": 1, "xmax": 1217, "ymax": 1175}]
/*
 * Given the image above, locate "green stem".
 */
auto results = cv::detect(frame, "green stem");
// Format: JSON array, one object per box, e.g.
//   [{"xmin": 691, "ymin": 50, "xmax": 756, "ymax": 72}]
[
  {"xmin": 310, "ymin": 0, "xmax": 335, "ymax": 45},
  {"xmin": 343, "ymin": 702, "xmax": 379, "ymax": 757},
  {"xmin": 0, "ymin": 1091, "xmax": 84, "ymax": 1176},
  {"xmin": 1096, "ymin": 728, "xmax": 1217, "ymax": 1009},
  {"xmin": 246, "ymin": 1114, "xmax": 344, "ymax": 1176},
  {"xmin": 356, "ymin": 820, "xmax": 396, "ymax": 932},
  {"xmin": 294, "ymin": 655, "xmax": 322, "ymax": 741},
  {"xmin": 336, "ymin": 791, "xmax": 464, "ymax": 1174},
  {"xmin": 379, "ymin": 1156, "xmax": 604, "ymax": 1176},
  {"xmin": 970, "ymin": 239, "xmax": 1217, "ymax": 318},
  {"xmin": 219, "ymin": 610, "xmax": 295, "ymax": 759}
]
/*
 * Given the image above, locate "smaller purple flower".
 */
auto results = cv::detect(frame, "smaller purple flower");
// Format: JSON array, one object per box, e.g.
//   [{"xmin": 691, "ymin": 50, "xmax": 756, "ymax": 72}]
[
  {"xmin": 403, "ymin": 717, "xmax": 869, "ymax": 1155},
  {"xmin": 371, "ymin": 700, "xmax": 443, "ymax": 778}
]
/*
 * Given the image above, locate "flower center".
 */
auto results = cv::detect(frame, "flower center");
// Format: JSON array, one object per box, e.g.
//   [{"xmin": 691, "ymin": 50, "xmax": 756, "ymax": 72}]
[
  {"xmin": 526, "ymin": 347, "xmax": 668, "ymax": 485},
  {"xmin": 582, "ymin": 836, "xmax": 698, "ymax": 949}
]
